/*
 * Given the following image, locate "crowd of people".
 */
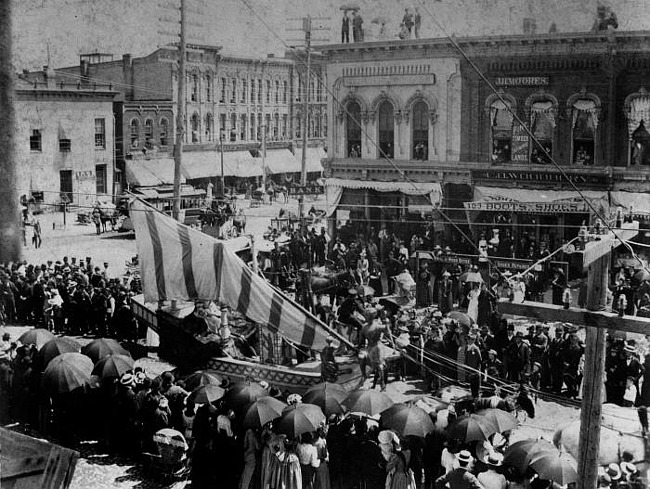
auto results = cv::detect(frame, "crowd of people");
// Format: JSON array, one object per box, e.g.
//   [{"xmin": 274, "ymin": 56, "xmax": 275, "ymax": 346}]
[{"xmin": 0, "ymin": 256, "xmax": 141, "ymax": 339}]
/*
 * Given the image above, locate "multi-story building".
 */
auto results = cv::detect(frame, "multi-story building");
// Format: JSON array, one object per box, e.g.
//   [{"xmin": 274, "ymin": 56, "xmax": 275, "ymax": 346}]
[
  {"xmin": 318, "ymin": 31, "xmax": 650, "ymax": 257},
  {"xmin": 15, "ymin": 69, "xmax": 116, "ymax": 210},
  {"xmin": 56, "ymin": 47, "xmax": 311, "ymax": 193}
]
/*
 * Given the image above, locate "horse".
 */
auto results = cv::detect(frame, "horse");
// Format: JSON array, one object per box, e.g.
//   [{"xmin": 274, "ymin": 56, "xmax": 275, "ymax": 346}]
[
  {"xmin": 266, "ymin": 181, "xmax": 288, "ymax": 204},
  {"xmin": 96, "ymin": 203, "xmax": 119, "ymax": 232},
  {"xmin": 233, "ymin": 210, "xmax": 246, "ymax": 235},
  {"xmin": 311, "ymin": 269, "xmax": 357, "ymax": 306}
]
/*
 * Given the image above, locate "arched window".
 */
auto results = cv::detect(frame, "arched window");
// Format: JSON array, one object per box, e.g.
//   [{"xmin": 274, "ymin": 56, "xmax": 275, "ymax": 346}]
[
  {"xmin": 571, "ymin": 100, "xmax": 597, "ymax": 165},
  {"xmin": 240, "ymin": 114, "xmax": 247, "ymax": 141},
  {"xmin": 412, "ymin": 101, "xmax": 428, "ymax": 160},
  {"xmin": 625, "ymin": 91, "xmax": 650, "ymax": 166},
  {"xmin": 315, "ymin": 115, "xmax": 321, "ymax": 138},
  {"xmin": 241, "ymin": 79, "xmax": 247, "ymax": 103},
  {"xmin": 378, "ymin": 101, "xmax": 394, "ymax": 158},
  {"xmin": 191, "ymin": 74, "xmax": 199, "ymax": 102},
  {"xmin": 205, "ymin": 113, "xmax": 214, "ymax": 141},
  {"xmin": 129, "ymin": 119, "xmax": 139, "ymax": 146},
  {"xmin": 265, "ymin": 114, "xmax": 271, "ymax": 137},
  {"xmin": 257, "ymin": 113, "xmax": 262, "ymax": 140},
  {"xmin": 273, "ymin": 113, "xmax": 279, "ymax": 140},
  {"xmin": 632, "ymin": 122, "xmax": 650, "ymax": 166},
  {"xmin": 159, "ymin": 118, "xmax": 169, "ymax": 147},
  {"xmin": 144, "ymin": 119, "xmax": 154, "ymax": 148},
  {"xmin": 191, "ymin": 113, "xmax": 200, "ymax": 143},
  {"xmin": 346, "ymin": 102, "xmax": 362, "ymax": 157},
  {"xmin": 530, "ymin": 101, "xmax": 555, "ymax": 164},
  {"xmin": 490, "ymin": 100, "xmax": 514, "ymax": 163},
  {"xmin": 230, "ymin": 113, "xmax": 237, "ymax": 141},
  {"xmin": 250, "ymin": 115, "xmax": 256, "ymax": 141},
  {"xmin": 205, "ymin": 75, "xmax": 212, "ymax": 102},
  {"xmin": 323, "ymin": 114, "xmax": 328, "ymax": 138},
  {"xmin": 282, "ymin": 114, "xmax": 288, "ymax": 138},
  {"xmin": 275, "ymin": 80, "xmax": 280, "ymax": 104},
  {"xmin": 296, "ymin": 115, "xmax": 302, "ymax": 139}
]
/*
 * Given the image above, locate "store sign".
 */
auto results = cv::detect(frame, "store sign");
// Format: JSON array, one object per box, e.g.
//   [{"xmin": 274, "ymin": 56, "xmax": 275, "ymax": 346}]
[
  {"xmin": 416, "ymin": 251, "xmax": 474, "ymax": 266},
  {"xmin": 472, "ymin": 169, "xmax": 608, "ymax": 186},
  {"xmin": 495, "ymin": 76, "xmax": 549, "ymax": 86},
  {"xmin": 463, "ymin": 200, "xmax": 590, "ymax": 213},
  {"xmin": 75, "ymin": 170, "xmax": 93, "ymax": 180},
  {"xmin": 288, "ymin": 185, "xmax": 324, "ymax": 196},
  {"xmin": 511, "ymin": 122, "xmax": 529, "ymax": 162}
]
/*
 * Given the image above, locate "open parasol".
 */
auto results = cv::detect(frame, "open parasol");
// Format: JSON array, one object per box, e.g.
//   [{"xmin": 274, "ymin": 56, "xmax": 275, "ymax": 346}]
[
  {"xmin": 503, "ymin": 438, "xmax": 557, "ymax": 474},
  {"xmin": 475, "ymin": 408, "xmax": 519, "ymax": 433},
  {"xmin": 302, "ymin": 382, "xmax": 349, "ymax": 415},
  {"xmin": 634, "ymin": 269, "xmax": 650, "ymax": 282},
  {"xmin": 183, "ymin": 371, "xmax": 224, "ymax": 391},
  {"xmin": 222, "ymin": 380, "xmax": 268, "ymax": 410},
  {"xmin": 81, "ymin": 338, "xmax": 130, "ymax": 363},
  {"xmin": 37, "ymin": 337, "xmax": 81, "ymax": 369},
  {"xmin": 340, "ymin": 3, "xmax": 360, "ymax": 11},
  {"xmin": 188, "ymin": 384, "xmax": 226, "ymax": 405},
  {"xmin": 42, "ymin": 352, "xmax": 94, "ymax": 395},
  {"xmin": 92, "ymin": 354, "xmax": 134, "ymax": 380},
  {"xmin": 528, "ymin": 450, "xmax": 578, "ymax": 486},
  {"xmin": 242, "ymin": 396, "xmax": 287, "ymax": 428},
  {"xmin": 18, "ymin": 329, "xmax": 55, "ymax": 350},
  {"xmin": 276, "ymin": 403, "xmax": 326, "ymax": 438},
  {"xmin": 379, "ymin": 403, "xmax": 434, "ymax": 438},
  {"xmin": 446, "ymin": 414, "xmax": 497, "ymax": 443},
  {"xmin": 447, "ymin": 311, "xmax": 474, "ymax": 328},
  {"xmin": 343, "ymin": 389, "xmax": 394, "ymax": 416},
  {"xmin": 459, "ymin": 271, "xmax": 483, "ymax": 283}
]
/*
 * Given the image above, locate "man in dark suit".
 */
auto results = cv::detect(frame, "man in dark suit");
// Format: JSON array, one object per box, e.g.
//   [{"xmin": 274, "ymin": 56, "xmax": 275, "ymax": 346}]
[{"xmin": 341, "ymin": 11, "xmax": 350, "ymax": 43}]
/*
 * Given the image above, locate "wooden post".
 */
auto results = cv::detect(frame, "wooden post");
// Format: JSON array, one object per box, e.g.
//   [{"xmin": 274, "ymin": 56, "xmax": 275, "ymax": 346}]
[{"xmin": 577, "ymin": 252, "xmax": 609, "ymax": 489}]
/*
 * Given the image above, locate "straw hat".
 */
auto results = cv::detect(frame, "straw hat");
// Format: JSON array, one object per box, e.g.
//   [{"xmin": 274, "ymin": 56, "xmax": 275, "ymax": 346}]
[
  {"xmin": 457, "ymin": 450, "xmax": 473, "ymax": 465},
  {"xmin": 485, "ymin": 453, "xmax": 503, "ymax": 467},
  {"xmin": 606, "ymin": 463, "xmax": 622, "ymax": 481},
  {"xmin": 620, "ymin": 461, "xmax": 637, "ymax": 476}
]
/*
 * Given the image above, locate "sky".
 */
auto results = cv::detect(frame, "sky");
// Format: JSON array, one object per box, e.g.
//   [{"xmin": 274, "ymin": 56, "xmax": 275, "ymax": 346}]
[{"xmin": 14, "ymin": 0, "xmax": 650, "ymax": 71}]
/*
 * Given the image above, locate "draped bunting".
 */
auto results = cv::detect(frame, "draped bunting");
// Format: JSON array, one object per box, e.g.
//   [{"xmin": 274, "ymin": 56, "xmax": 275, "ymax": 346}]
[
  {"xmin": 572, "ymin": 99, "xmax": 599, "ymax": 130},
  {"xmin": 531, "ymin": 101, "xmax": 556, "ymax": 129},
  {"xmin": 130, "ymin": 200, "xmax": 347, "ymax": 350},
  {"xmin": 627, "ymin": 96, "xmax": 650, "ymax": 136}
]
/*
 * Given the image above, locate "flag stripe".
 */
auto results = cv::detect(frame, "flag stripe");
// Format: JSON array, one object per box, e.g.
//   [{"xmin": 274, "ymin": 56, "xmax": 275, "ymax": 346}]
[
  {"xmin": 268, "ymin": 291, "xmax": 283, "ymax": 335},
  {"xmin": 178, "ymin": 224, "xmax": 197, "ymax": 298},
  {"xmin": 145, "ymin": 209, "xmax": 167, "ymax": 301},
  {"xmin": 300, "ymin": 315, "xmax": 316, "ymax": 349},
  {"xmin": 237, "ymin": 263, "xmax": 253, "ymax": 316}
]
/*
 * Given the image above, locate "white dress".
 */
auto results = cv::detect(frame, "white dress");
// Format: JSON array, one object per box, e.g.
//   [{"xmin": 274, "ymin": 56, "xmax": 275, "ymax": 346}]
[{"xmin": 467, "ymin": 289, "xmax": 480, "ymax": 322}]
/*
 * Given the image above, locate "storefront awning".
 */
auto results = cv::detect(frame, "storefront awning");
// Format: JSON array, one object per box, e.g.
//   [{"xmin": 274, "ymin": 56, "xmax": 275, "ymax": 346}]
[
  {"xmin": 466, "ymin": 186, "xmax": 608, "ymax": 213},
  {"xmin": 259, "ymin": 149, "xmax": 300, "ymax": 174},
  {"xmin": 324, "ymin": 178, "xmax": 442, "ymax": 216},
  {"xmin": 126, "ymin": 158, "xmax": 186, "ymax": 187},
  {"xmin": 182, "ymin": 151, "xmax": 262, "ymax": 179},
  {"xmin": 610, "ymin": 191, "xmax": 650, "ymax": 216},
  {"xmin": 304, "ymin": 147, "xmax": 327, "ymax": 173}
]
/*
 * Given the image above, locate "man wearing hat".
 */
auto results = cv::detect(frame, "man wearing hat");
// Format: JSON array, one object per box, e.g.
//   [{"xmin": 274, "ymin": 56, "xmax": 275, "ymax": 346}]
[
  {"xmin": 338, "ymin": 288, "xmax": 365, "ymax": 346},
  {"xmin": 321, "ymin": 336, "xmax": 339, "ymax": 382},
  {"xmin": 435, "ymin": 450, "xmax": 485, "ymax": 489},
  {"xmin": 506, "ymin": 331, "xmax": 531, "ymax": 383},
  {"xmin": 477, "ymin": 453, "xmax": 506, "ymax": 489}
]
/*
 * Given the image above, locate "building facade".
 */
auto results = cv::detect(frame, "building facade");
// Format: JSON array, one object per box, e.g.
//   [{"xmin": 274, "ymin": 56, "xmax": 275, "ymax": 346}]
[
  {"xmin": 318, "ymin": 30, "xmax": 650, "ymax": 262},
  {"xmin": 15, "ymin": 71, "xmax": 116, "ymax": 210}
]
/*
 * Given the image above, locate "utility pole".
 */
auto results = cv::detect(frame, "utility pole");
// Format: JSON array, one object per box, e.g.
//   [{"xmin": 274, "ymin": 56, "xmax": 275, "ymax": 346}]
[
  {"xmin": 0, "ymin": 0, "xmax": 21, "ymax": 262},
  {"xmin": 172, "ymin": 0, "xmax": 187, "ymax": 221},
  {"xmin": 298, "ymin": 15, "xmax": 312, "ymax": 219}
]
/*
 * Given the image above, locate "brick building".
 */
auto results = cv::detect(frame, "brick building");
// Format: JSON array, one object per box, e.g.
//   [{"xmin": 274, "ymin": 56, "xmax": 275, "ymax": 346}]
[
  {"xmin": 318, "ymin": 30, "xmax": 650, "ymax": 262},
  {"xmin": 15, "ymin": 69, "xmax": 116, "ymax": 210}
]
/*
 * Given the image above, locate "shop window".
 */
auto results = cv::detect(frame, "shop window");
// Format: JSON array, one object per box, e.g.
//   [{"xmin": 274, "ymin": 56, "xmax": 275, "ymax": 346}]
[
  {"xmin": 632, "ymin": 122, "xmax": 650, "ymax": 166},
  {"xmin": 530, "ymin": 101, "xmax": 554, "ymax": 164},
  {"xmin": 30, "ymin": 129, "xmax": 42, "ymax": 152},
  {"xmin": 191, "ymin": 113, "xmax": 199, "ymax": 143},
  {"xmin": 94, "ymin": 118, "xmax": 106, "ymax": 149},
  {"xmin": 490, "ymin": 100, "xmax": 513, "ymax": 163},
  {"xmin": 205, "ymin": 113, "xmax": 214, "ymax": 141},
  {"xmin": 144, "ymin": 119, "xmax": 154, "ymax": 148},
  {"xmin": 412, "ymin": 101, "xmax": 428, "ymax": 160},
  {"xmin": 346, "ymin": 101, "xmax": 362, "ymax": 157},
  {"xmin": 571, "ymin": 100, "xmax": 597, "ymax": 165},
  {"xmin": 378, "ymin": 101, "xmax": 394, "ymax": 159},
  {"xmin": 130, "ymin": 119, "xmax": 139, "ymax": 146},
  {"xmin": 159, "ymin": 118, "xmax": 169, "ymax": 147}
]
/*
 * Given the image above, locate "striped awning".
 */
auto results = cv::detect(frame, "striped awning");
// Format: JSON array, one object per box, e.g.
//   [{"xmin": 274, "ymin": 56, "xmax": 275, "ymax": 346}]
[{"xmin": 130, "ymin": 200, "xmax": 347, "ymax": 350}]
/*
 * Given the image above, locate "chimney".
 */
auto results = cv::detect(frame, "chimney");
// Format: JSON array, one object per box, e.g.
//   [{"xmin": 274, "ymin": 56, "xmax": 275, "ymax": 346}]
[
  {"xmin": 80, "ymin": 59, "xmax": 90, "ymax": 85},
  {"xmin": 122, "ymin": 54, "xmax": 134, "ymax": 100},
  {"xmin": 43, "ymin": 65, "xmax": 56, "ymax": 89}
]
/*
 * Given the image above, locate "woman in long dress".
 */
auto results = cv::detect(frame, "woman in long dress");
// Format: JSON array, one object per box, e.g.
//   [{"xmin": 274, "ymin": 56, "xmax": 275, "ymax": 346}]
[
  {"xmin": 270, "ymin": 438, "xmax": 302, "ymax": 489},
  {"xmin": 467, "ymin": 283, "xmax": 480, "ymax": 323},
  {"xmin": 313, "ymin": 428, "xmax": 330, "ymax": 489},
  {"xmin": 385, "ymin": 449, "xmax": 416, "ymax": 489}
]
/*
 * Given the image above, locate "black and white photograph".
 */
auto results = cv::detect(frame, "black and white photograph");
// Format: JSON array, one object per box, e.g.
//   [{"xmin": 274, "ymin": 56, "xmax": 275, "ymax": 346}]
[{"xmin": 0, "ymin": 1, "xmax": 649, "ymax": 488}]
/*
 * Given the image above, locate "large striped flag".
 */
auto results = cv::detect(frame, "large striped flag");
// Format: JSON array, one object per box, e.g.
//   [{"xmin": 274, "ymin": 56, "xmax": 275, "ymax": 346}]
[{"xmin": 130, "ymin": 199, "xmax": 345, "ymax": 351}]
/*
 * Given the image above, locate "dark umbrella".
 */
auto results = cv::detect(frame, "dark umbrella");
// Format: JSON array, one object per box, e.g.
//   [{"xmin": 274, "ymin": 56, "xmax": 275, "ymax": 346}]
[
  {"xmin": 528, "ymin": 450, "xmax": 578, "ymax": 485},
  {"xmin": 503, "ymin": 438, "xmax": 556, "ymax": 474},
  {"xmin": 42, "ymin": 352, "xmax": 93, "ymax": 395},
  {"xmin": 379, "ymin": 297, "xmax": 401, "ymax": 315},
  {"xmin": 188, "ymin": 384, "xmax": 226, "ymax": 405},
  {"xmin": 302, "ymin": 382, "xmax": 348, "ymax": 415},
  {"xmin": 18, "ymin": 329, "xmax": 55, "ymax": 350},
  {"xmin": 380, "ymin": 403, "xmax": 435, "ymax": 438},
  {"xmin": 446, "ymin": 414, "xmax": 497, "ymax": 443},
  {"xmin": 37, "ymin": 338, "xmax": 81, "ymax": 369},
  {"xmin": 92, "ymin": 354, "xmax": 134, "ymax": 380},
  {"xmin": 242, "ymin": 396, "xmax": 287, "ymax": 428},
  {"xmin": 634, "ymin": 269, "xmax": 650, "ymax": 282},
  {"xmin": 222, "ymin": 380, "xmax": 268, "ymax": 410},
  {"xmin": 343, "ymin": 389, "xmax": 394, "ymax": 416},
  {"xmin": 475, "ymin": 408, "xmax": 519, "ymax": 433},
  {"xmin": 447, "ymin": 311, "xmax": 474, "ymax": 328},
  {"xmin": 183, "ymin": 371, "xmax": 224, "ymax": 391},
  {"xmin": 81, "ymin": 338, "xmax": 130, "ymax": 363},
  {"xmin": 276, "ymin": 403, "xmax": 325, "ymax": 438}
]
